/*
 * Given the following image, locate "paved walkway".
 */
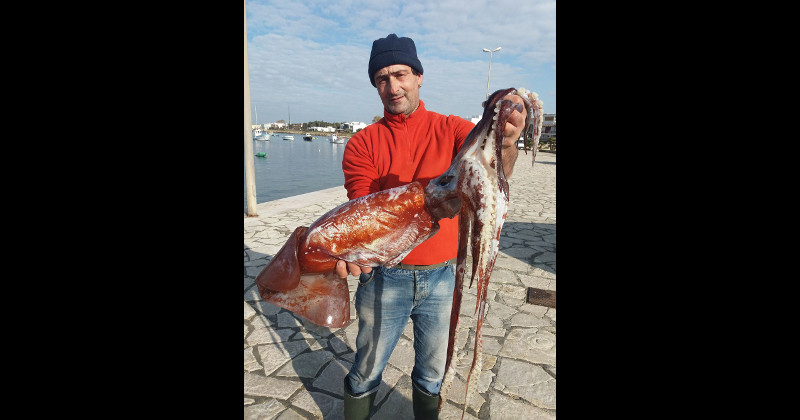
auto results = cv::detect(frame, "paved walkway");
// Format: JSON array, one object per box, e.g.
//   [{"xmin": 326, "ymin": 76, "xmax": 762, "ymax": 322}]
[{"xmin": 244, "ymin": 151, "xmax": 556, "ymax": 419}]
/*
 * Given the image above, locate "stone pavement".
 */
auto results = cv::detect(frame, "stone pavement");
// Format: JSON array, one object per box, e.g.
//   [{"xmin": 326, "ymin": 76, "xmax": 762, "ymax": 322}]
[{"xmin": 244, "ymin": 151, "xmax": 556, "ymax": 419}]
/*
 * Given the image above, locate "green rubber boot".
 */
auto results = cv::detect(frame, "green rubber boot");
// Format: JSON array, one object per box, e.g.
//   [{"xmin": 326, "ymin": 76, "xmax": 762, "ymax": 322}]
[
  {"xmin": 343, "ymin": 380, "xmax": 377, "ymax": 420},
  {"xmin": 412, "ymin": 381, "xmax": 440, "ymax": 420}
]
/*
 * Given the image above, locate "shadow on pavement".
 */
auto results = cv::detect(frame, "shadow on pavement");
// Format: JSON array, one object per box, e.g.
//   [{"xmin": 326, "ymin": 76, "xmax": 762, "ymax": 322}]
[
  {"xmin": 244, "ymin": 245, "xmax": 412, "ymax": 418},
  {"xmin": 499, "ymin": 221, "xmax": 556, "ymax": 276}
]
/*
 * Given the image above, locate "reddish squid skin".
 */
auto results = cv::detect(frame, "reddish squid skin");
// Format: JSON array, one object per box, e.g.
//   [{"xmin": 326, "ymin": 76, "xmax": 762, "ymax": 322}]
[
  {"xmin": 298, "ymin": 181, "xmax": 438, "ymax": 272},
  {"xmin": 255, "ymin": 182, "xmax": 440, "ymax": 328}
]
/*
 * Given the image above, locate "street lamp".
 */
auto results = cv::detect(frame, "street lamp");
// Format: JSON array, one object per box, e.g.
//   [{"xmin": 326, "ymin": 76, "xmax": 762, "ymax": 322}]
[{"xmin": 482, "ymin": 47, "xmax": 502, "ymax": 100}]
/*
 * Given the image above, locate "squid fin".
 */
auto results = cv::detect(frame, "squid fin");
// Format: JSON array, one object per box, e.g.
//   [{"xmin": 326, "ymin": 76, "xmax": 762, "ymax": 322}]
[
  {"xmin": 256, "ymin": 226, "xmax": 306, "ymax": 293},
  {"xmin": 260, "ymin": 271, "xmax": 351, "ymax": 328}
]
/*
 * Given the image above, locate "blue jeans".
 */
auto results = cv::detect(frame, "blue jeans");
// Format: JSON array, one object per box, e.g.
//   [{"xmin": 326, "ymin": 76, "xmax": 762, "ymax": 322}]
[{"xmin": 345, "ymin": 264, "xmax": 455, "ymax": 396}]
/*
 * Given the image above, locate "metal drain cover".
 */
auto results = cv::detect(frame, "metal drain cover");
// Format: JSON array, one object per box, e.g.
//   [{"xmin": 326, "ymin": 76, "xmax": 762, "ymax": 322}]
[{"xmin": 525, "ymin": 287, "xmax": 556, "ymax": 308}]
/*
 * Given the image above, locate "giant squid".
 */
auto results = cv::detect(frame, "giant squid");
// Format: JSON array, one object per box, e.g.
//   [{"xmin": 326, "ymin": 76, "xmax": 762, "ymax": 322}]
[{"xmin": 255, "ymin": 87, "xmax": 543, "ymax": 416}]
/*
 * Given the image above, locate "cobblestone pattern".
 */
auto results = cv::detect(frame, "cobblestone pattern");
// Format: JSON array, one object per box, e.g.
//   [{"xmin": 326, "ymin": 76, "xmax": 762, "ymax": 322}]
[{"xmin": 244, "ymin": 151, "xmax": 556, "ymax": 419}]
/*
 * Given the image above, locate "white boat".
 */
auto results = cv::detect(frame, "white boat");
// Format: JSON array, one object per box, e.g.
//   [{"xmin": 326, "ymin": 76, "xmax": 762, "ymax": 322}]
[
  {"xmin": 303, "ymin": 133, "xmax": 313, "ymax": 141},
  {"xmin": 253, "ymin": 106, "xmax": 270, "ymax": 140},
  {"xmin": 253, "ymin": 128, "xmax": 269, "ymax": 141},
  {"xmin": 330, "ymin": 133, "xmax": 344, "ymax": 144},
  {"xmin": 283, "ymin": 135, "xmax": 295, "ymax": 141}
]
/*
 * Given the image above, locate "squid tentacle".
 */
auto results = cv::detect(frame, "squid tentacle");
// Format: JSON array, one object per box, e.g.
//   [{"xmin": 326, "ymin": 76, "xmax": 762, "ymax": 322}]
[{"xmin": 433, "ymin": 88, "xmax": 540, "ymax": 419}]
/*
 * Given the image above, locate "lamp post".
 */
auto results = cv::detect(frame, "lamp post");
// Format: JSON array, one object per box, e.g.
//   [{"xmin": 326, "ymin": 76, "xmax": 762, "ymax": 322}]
[{"xmin": 482, "ymin": 47, "xmax": 502, "ymax": 100}]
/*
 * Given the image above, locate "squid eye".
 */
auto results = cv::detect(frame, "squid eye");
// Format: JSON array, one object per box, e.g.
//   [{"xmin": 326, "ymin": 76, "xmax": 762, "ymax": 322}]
[{"xmin": 437, "ymin": 175, "xmax": 455, "ymax": 186}]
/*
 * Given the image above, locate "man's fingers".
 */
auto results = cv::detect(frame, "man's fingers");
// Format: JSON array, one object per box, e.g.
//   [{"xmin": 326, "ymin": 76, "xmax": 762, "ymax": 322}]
[
  {"xmin": 335, "ymin": 260, "xmax": 372, "ymax": 279},
  {"xmin": 335, "ymin": 260, "xmax": 349, "ymax": 279},
  {"xmin": 346, "ymin": 262, "xmax": 372, "ymax": 276}
]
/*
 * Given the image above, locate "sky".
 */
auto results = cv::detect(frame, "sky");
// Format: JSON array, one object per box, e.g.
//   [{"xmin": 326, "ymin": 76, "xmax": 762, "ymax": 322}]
[{"xmin": 245, "ymin": 0, "xmax": 556, "ymax": 125}]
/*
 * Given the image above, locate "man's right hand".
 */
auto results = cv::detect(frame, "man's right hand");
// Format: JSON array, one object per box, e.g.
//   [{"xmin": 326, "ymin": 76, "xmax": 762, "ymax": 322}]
[{"xmin": 335, "ymin": 260, "xmax": 373, "ymax": 280}]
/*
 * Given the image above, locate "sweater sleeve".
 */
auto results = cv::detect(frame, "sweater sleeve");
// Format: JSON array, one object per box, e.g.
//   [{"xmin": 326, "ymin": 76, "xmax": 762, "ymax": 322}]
[{"xmin": 342, "ymin": 131, "xmax": 380, "ymax": 200}]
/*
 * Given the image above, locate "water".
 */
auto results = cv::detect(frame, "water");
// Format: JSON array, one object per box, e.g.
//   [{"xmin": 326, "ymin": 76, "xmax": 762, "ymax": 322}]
[{"xmin": 244, "ymin": 132, "xmax": 347, "ymax": 210}]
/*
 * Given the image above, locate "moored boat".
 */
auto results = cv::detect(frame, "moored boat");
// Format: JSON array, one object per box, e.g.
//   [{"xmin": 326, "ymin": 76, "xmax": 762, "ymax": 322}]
[
  {"xmin": 283, "ymin": 135, "xmax": 295, "ymax": 141},
  {"xmin": 303, "ymin": 133, "xmax": 313, "ymax": 141},
  {"xmin": 330, "ymin": 133, "xmax": 344, "ymax": 144},
  {"xmin": 253, "ymin": 128, "xmax": 269, "ymax": 141}
]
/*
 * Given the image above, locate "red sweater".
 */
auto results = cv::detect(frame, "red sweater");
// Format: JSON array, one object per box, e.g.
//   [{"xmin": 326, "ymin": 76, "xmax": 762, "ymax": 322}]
[{"xmin": 342, "ymin": 100, "xmax": 475, "ymax": 265}]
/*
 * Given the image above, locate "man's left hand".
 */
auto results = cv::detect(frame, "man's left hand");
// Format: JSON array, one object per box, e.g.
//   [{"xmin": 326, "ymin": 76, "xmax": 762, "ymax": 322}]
[{"xmin": 502, "ymin": 94, "xmax": 527, "ymax": 147}]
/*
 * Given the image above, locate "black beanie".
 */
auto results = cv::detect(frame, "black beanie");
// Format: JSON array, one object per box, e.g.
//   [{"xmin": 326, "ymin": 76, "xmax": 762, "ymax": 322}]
[{"xmin": 368, "ymin": 34, "xmax": 424, "ymax": 87}]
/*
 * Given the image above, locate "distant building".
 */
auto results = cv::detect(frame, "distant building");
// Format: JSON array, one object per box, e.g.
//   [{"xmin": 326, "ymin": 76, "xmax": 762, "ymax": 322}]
[
  {"xmin": 309, "ymin": 126, "xmax": 336, "ymax": 133},
  {"xmin": 340, "ymin": 121, "xmax": 368, "ymax": 132},
  {"xmin": 541, "ymin": 113, "xmax": 556, "ymax": 140}
]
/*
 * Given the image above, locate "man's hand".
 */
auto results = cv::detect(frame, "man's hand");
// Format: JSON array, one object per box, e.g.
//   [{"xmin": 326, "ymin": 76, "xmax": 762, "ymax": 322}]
[
  {"xmin": 501, "ymin": 93, "xmax": 527, "ymax": 147},
  {"xmin": 335, "ymin": 260, "xmax": 373, "ymax": 280},
  {"xmin": 498, "ymin": 93, "xmax": 526, "ymax": 178}
]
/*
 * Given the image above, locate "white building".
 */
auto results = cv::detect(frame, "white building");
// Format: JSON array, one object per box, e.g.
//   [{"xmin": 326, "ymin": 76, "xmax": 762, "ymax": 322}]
[
  {"xmin": 309, "ymin": 126, "xmax": 336, "ymax": 133},
  {"xmin": 541, "ymin": 113, "xmax": 556, "ymax": 140},
  {"xmin": 341, "ymin": 122, "xmax": 368, "ymax": 132}
]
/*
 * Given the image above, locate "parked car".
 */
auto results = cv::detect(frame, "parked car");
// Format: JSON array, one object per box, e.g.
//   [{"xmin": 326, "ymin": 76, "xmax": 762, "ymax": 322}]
[{"xmin": 516, "ymin": 137, "xmax": 526, "ymax": 149}]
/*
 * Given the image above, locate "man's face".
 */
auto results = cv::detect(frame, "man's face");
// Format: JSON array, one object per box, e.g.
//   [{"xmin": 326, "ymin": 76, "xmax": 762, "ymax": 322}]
[{"xmin": 373, "ymin": 64, "xmax": 423, "ymax": 116}]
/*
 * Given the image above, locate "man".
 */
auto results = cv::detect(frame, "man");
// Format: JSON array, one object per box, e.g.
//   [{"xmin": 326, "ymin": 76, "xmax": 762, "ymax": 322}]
[{"xmin": 336, "ymin": 34, "xmax": 526, "ymax": 419}]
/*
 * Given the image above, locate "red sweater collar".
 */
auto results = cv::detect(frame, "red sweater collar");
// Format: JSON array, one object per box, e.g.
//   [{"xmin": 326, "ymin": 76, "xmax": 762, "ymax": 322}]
[{"xmin": 383, "ymin": 100, "xmax": 427, "ymax": 125}]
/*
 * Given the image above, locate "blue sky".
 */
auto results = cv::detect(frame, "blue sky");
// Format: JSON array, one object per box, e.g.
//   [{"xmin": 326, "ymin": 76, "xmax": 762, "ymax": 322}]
[{"xmin": 245, "ymin": 0, "xmax": 556, "ymax": 125}]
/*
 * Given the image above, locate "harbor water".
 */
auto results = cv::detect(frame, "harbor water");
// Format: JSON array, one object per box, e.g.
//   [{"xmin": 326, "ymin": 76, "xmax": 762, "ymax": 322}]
[{"xmin": 244, "ymin": 133, "xmax": 347, "ymax": 211}]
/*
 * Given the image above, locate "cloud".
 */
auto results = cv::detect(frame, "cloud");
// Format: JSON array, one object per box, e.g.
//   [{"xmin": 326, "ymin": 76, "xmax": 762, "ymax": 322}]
[{"xmin": 246, "ymin": 0, "xmax": 555, "ymax": 124}]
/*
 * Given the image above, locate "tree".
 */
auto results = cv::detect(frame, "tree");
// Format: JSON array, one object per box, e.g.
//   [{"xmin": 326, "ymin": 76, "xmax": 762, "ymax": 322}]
[{"xmin": 372, "ymin": 115, "xmax": 381, "ymax": 123}]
